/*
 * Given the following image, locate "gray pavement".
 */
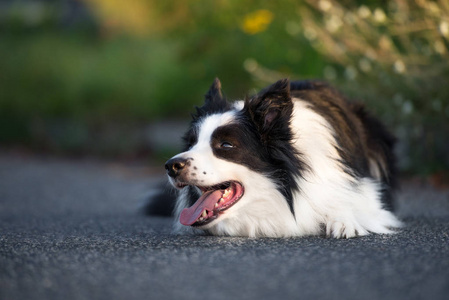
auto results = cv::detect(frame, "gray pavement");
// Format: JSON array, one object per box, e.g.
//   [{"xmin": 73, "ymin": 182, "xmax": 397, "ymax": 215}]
[{"xmin": 1, "ymin": 153, "xmax": 449, "ymax": 300}]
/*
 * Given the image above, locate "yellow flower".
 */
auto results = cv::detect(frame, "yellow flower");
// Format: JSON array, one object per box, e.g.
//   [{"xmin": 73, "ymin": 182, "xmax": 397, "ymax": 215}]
[{"xmin": 241, "ymin": 9, "xmax": 274, "ymax": 35}]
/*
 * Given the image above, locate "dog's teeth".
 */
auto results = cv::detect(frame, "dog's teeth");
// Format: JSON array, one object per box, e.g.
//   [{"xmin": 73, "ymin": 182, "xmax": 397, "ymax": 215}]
[
  {"xmin": 219, "ymin": 198, "xmax": 224, "ymax": 203},
  {"xmin": 202, "ymin": 210, "xmax": 207, "ymax": 218},
  {"xmin": 199, "ymin": 217, "xmax": 204, "ymax": 221},
  {"xmin": 214, "ymin": 203, "xmax": 219, "ymax": 208}
]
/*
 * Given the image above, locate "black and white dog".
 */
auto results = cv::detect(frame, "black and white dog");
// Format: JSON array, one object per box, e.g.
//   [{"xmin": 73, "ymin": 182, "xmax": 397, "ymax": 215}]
[{"xmin": 164, "ymin": 78, "xmax": 401, "ymax": 238}]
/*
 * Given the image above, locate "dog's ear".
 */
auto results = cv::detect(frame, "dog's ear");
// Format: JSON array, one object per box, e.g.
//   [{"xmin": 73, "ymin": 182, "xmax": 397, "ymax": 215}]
[
  {"xmin": 193, "ymin": 78, "xmax": 230, "ymax": 120},
  {"xmin": 244, "ymin": 78, "xmax": 293, "ymax": 140},
  {"xmin": 205, "ymin": 77, "xmax": 224, "ymax": 106}
]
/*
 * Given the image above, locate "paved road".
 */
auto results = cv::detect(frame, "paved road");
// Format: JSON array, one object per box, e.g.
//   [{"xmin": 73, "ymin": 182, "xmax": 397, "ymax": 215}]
[{"xmin": 1, "ymin": 154, "xmax": 448, "ymax": 300}]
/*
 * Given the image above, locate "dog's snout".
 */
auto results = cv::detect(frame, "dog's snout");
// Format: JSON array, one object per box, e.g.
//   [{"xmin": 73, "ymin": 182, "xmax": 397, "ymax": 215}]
[{"xmin": 165, "ymin": 157, "xmax": 188, "ymax": 178}]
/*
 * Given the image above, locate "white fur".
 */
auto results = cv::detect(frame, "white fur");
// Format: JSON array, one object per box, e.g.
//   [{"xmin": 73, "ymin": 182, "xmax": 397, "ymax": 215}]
[{"xmin": 171, "ymin": 98, "xmax": 402, "ymax": 238}]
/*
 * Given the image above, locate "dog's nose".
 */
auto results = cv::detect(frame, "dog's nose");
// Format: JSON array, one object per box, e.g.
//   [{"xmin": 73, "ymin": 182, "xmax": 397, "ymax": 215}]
[{"xmin": 165, "ymin": 157, "xmax": 188, "ymax": 178}]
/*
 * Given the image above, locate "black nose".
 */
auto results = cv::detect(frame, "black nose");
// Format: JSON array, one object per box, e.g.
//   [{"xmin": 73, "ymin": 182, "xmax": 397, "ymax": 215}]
[{"xmin": 165, "ymin": 157, "xmax": 188, "ymax": 178}]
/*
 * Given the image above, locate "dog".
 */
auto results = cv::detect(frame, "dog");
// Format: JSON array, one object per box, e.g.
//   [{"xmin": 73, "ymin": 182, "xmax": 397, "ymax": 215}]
[{"xmin": 164, "ymin": 78, "xmax": 402, "ymax": 238}]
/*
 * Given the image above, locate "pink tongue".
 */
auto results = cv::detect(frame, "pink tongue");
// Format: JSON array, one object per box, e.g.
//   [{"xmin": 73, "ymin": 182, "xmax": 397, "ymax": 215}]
[{"xmin": 180, "ymin": 190, "xmax": 223, "ymax": 226}]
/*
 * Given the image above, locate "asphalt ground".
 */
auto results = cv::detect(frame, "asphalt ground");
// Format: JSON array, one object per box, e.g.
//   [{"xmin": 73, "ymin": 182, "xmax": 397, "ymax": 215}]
[{"xmin": 1, "ymin": 153, "xmax": 448, "ymax": 300}]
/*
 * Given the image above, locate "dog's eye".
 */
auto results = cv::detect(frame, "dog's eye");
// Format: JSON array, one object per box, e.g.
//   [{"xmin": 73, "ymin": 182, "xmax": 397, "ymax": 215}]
[{"xmin": 220, "ymin": 142, "xmax": 234, "ymax": 149}]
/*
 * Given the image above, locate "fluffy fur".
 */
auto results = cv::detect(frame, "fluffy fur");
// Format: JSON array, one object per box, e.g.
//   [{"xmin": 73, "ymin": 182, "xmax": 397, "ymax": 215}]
[{"xmin": 164, "ymin": 78, "xmax": 402, "ymax": 238}]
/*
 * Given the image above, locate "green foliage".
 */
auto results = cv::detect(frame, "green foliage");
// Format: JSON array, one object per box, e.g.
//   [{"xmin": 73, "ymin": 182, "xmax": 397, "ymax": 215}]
[
  {"xmin": 293, "ymin": 0, "xmax": 449, "ymax": 173},
  {"xmin": 0, "ymin": 0, "xmax": 448, "ymax": 173}
]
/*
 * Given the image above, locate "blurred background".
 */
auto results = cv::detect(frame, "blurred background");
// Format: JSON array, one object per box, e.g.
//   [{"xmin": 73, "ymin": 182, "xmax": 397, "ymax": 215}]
[{"xmin": 0, "ymin": 0, "xmax": 448, "ymax": 179}]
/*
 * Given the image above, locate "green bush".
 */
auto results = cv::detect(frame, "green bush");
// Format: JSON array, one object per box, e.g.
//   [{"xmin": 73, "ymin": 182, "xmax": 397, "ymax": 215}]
[{"xmin": 0, "ymin": 0, "xmax": 448, "ymax": 173}]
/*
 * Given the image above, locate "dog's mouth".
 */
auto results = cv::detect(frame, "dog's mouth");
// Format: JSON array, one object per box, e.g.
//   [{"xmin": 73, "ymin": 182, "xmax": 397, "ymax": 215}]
[{"xmin": 179, "ymin": 181, "xmax": 244, "ymax": 227}]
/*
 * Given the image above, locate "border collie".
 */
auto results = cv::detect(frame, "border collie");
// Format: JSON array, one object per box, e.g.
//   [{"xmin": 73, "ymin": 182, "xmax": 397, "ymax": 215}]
[{"xmin": 164, "ymin": 78, "xmax": 401, "ymax": 238}]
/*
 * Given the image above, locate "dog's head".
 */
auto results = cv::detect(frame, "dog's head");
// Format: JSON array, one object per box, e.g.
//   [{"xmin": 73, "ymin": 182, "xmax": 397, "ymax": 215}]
[{"xmin": 165, "ymin": 78, "xmax": 303, "ymax": 230}]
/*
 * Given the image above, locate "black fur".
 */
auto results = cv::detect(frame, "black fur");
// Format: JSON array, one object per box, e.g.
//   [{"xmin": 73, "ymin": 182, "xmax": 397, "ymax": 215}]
[
  {"xmin": 186, "ymin": 185, "xmax": 201, "ymax": 207},
  {"xmin": 182, "ymin": 78, "xmax": 232, "ymax": 152},
  {"xmin": 350, "ymin": 103, "xmax": 397, "ymax": 210},
  {"xmin": 142, "ymin": 181, "xmax": 176, "ymax": 216},
  {"xmin": 236, "ymin": 79, "xmax": 307, "ymax": 215}
]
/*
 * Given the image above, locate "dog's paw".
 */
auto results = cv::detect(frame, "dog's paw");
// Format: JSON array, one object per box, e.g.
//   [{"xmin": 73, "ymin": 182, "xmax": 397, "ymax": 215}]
[{"xmin": 325, "ymin": 220, "xmax": 369, "ymax": 239}]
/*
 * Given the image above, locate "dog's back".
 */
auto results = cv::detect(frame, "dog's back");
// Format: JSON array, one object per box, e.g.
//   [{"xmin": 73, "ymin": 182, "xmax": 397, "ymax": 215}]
[{"xmin": 289, "ymin": 81, "xmax": 396, "ymax": 210}]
